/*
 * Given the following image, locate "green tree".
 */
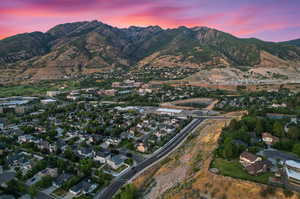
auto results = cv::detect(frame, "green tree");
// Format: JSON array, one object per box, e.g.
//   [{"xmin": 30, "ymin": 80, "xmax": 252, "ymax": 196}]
[
  {"xmin": 113, "ymin": 184, "xmax": 138, "ymax": 199},
  {"xmin": 79, "ymin": 158, "xmax": 93, "ymax": 175},
  {"xmin": 28, "ymin": 186, "xmax": 38, "ymax": 197},
  {"xmin": 255, "ymin": 119, "xmax": 264, "ymax": 134},
  {"xmin": 36, "ymin": 176, "xmax": 53, "ymax": 189},
  {"xmin": 293, "ymin": 143, "xmax": 300, "ymax": 157},
  {"xmin": 287, "ymin": 126, "xmax": 300, "ymax": 139},
  {"xmin": 223, "ymin": 141, "xmax": 238, "ymax": 159},
  {"xmin": 228, "ymin": 119, "xmax": 239, "ymax": 130},
  {"xmin": 273, "ymin": 121, "xmax": 285, "ymax": 137}
]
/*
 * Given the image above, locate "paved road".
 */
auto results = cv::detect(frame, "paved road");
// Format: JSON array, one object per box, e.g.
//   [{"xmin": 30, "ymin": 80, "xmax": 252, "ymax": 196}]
[{"xmin": 95, "ymin": 118, "xmax": 204, "ymax": 199}]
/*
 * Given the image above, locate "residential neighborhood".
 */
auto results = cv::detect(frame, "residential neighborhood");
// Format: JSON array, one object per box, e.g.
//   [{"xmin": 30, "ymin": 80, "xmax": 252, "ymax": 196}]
[{"xmin": 0, "ymin": 84, "xmax": 198, "ymax": 199}]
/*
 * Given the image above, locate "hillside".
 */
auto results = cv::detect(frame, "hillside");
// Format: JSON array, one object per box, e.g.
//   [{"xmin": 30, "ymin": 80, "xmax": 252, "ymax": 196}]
[
  {"xmin": 281, "ymin": 38, "xmax": 300, "ymax": 47},
  {"xmin": 0, "ymin": 20, "xmax": 300, "ymax": 84}
]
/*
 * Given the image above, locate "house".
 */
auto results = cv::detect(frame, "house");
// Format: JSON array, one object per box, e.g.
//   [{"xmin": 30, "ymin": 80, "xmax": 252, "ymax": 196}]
[
  {"xmin": 262, "ymin": 132, "xmax": 279, "ymax": 145},
  {"xmin": 239, "ymin": 151, "xmax": 262, "ymax": 167},
  {"xmin": 112, "ymin": 82, "xmax": 121, "ymax": 88},
  {"xmin": 41, "ymin": 99, "xmax": 57, "ymax": 105},
  {"xmin": 38, "ymin": 168, "xmax": 58, "ymax": 178},
  {"xmin": 78, "ymin": 147, "xmax": 94, "ymax": 158},
  {"xmin": 47, "ymin": 91, "xmax": 61, "ymax": 97},
  {"xmin": 53, "ymin": 173, "xmax": 72, "ymax": 188},
  {"xmin": 6, "ymin": 153, "xmax": 33, "ymax": 171},
  {"xmin": 107, "ymin": 155, "xmax": 125, "ymax": 170},
  {"xmin": 37, "ymin": 140, "xmax": 57, "ymax": 153},
  {"xmin": 93, "ymin": 149, "xmax": 110, "ymax": 163},
  {"xmin": 138, "ymin": 88, "xmax": 152, "ymax": 95},
  {"xmin": 136, "ymin": 142, "xmax": 147, "ymax": 153},
  {"xmin": 15, "ymin": 106, "xmax": 29, "ymax": 114},
  {"xmin": 105, "ymin": 138, "xmax": 121, "ymax": 146},
  {"xmin": 88, "ymin": 134, "xmax": 103, "ymax": 144},
  {"xmin": 245, "ymin": 160, "xmax": 270, "ymax": 175},
  {"xmin": 69, "ymin": 179, "xmax": 98, "ymax": 195},
  {"xmin": 17, "ymin": 135, "xmax": 39, "ymax": 144},
  {"xmin": 98, "ymin": 89, "xmax": 117, "ymax": 96},
  {"xmin": 271, "ymin": 103, "xmax": 287, "ymax": 108},
  {"xmin": 67, "ymin": 95, "xmax": 79, "ymax": 101}
]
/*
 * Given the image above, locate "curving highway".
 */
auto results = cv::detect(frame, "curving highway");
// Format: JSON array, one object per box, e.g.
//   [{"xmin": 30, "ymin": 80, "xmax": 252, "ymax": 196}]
[{"xmin": 95, "ymin": 118, "xmax": 204, "ymax": 199}]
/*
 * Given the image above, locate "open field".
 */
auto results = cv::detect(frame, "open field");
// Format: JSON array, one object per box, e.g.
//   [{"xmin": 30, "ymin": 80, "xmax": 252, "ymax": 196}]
[{"xmin": 160, "ymin": 98, "xmax": 216, "ymax": 110}]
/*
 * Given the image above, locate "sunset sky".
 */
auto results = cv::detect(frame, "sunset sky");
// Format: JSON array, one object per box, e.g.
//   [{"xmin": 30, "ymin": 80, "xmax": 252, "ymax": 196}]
[{"xmin": 0, "ymin": 0, "xmax": 299, "ymax": 41}]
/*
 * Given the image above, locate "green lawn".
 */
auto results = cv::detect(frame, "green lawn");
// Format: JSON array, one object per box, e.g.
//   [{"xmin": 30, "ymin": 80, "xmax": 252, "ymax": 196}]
[
  {"xmin": 211, "ymin": 158, "xmax": 272, "ymax": 184},
  {"xmin": 0, "ymin": 80, "xmax": 80, "ymax": 97}
]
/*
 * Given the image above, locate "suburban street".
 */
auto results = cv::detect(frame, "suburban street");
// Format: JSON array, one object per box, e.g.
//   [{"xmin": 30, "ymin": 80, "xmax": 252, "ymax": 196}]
[{"xmin": 95, "ymin": 118, "xmax": 204, "ymax": 199}]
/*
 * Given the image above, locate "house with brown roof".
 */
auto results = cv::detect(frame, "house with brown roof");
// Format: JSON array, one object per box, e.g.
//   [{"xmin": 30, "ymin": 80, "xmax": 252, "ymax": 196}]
[
  {"xmin": 262, "ymin": 132, "xmax": 279, "ymax": 145},
  {"xmin": 245, "ymin": 160, "xmax": 270, "ymax": 175},
  {"xmin": 239, "ymin": 151, "xmax": 262, "ymax": 167}
]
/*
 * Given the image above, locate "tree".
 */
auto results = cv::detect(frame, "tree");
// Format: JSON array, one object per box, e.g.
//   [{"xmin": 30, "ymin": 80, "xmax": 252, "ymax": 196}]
[
  {"xmin": 28, "ymin": 186, "xmax": 38, "ymax": 197},
  {"xmin": 273, "ymin": 121, "xmax": 285, "ymax": 137},
  {"xmin": 273, "ymin": 139, "xmax": 295, "ymax": 152},
  {"xmin": 255, "ymin": 119, "xmax": 264, "ymax": 134},
  {"xmin": 79, "ymin": 158, "xmax": 93, "ymax": 175},
  {"xmin": 64, "ymin": 147, "xmax": 78, "ymax": 162},
  {"xmin": 223, "ymin": 141, "xmax": 238, "ymax": 159},
  {"xmin": 5, "ymin": 179, "xmax": 26, "ymax": 194},
  {"xmin": 293, "ymin": 143, "xmax": 300, "ymax": 157},
  {"xmin": 228, "ymin": 119, "xmax": 239, "ymax": 130},
  {"xmin": 287, "ymin": 126, "xmax": 300, "ymax": 139},
  {"xmin": 113, "ymin": 184, "xmax": 138, "ymax": 199},
  {"xmin": 36, "ymin": 176, "xmax": 53, "ymax": 189}
]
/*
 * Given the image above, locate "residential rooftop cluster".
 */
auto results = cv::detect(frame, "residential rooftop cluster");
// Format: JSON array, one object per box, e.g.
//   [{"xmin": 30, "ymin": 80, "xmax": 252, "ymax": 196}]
[{"xmin": 0, "ymin": 86, "xmax": 194, "ymax": 199}]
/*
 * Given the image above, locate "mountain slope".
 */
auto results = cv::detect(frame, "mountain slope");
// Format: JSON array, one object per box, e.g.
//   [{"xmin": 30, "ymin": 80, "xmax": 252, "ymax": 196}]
[
  {"xmin": 0, "ymin": 32, "xmax": 54, "ymax": 64},
  {"xmin": 281, "ymin": 38, "xmax": 300, "ymax": 47},
  {"xmin": 0, "ymin": 20, "xmax": 300, "ymax": 83}
]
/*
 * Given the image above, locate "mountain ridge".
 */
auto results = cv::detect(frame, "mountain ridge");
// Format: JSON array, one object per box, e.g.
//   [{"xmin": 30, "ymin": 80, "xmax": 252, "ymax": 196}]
[
  {"xmin": 281, "ymin": 38, "xmax": 300, "ymax": 47},
  {"xmin": 0, "ymin": 20, "xmax": 300, "ymax": 83}
]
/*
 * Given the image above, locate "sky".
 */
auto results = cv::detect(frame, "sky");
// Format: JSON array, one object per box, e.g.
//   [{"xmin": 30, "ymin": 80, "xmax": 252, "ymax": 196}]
[{"xmin": 0, "ymin": 0, "xmax": 300, "ymax": 41}]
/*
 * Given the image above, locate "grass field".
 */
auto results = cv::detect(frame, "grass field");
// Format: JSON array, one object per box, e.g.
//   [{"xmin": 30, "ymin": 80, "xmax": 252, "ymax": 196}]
[
  {"xmin": 0, "ymin": 80, "xmax": 80, "ymax": 97},
  {"xmin": 0, "ymin": 85, "xmax": 50, "ymax": 97},
  {"xmin": 211, "ymin": 158, "xmax": 272, "ymax": 184}
]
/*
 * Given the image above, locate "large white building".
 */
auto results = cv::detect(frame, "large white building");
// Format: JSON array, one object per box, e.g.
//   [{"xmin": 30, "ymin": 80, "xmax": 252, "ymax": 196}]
[
  {"xmin": 156, "ymin": 108, "xmax": 182, "ymax": 115},
  {"xmin": 285, "ymin": 160, "xmax": 300, "ymax": 186}
]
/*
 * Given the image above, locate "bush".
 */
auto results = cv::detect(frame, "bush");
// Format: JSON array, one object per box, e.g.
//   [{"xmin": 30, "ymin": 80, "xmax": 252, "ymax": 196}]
[
  {"xmin": 283, "ymin": 189, "xmax": 294, "ymax": 198},
  {"xmin": 113, "ymin": 184, "xmax": 139, "ymax": 199}
]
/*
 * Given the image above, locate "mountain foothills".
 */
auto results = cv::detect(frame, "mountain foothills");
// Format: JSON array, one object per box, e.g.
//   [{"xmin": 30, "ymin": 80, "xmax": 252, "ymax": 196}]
[
  {"xmin": 0, "ymin": 20, "xmax": 300, "ymax": 83},
  {"xmin": 281, "ymin": 38, "xmax": 300, "ymax": 47}
]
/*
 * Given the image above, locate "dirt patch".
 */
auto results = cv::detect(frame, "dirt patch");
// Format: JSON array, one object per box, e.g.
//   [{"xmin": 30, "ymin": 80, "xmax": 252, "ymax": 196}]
[
  {"xmin": 160, "ymin": 98, "xmax": 215, "ymax": 110},
  {"xmin": 133, "ymin": 115, "xmax": 234, "ymax": 198}
]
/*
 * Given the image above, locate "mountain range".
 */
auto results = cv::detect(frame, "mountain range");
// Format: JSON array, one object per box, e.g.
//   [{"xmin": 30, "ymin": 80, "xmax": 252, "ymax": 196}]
[{"xmin": 0, "ymin": 20, "xmax": 300, "ymax": 84}]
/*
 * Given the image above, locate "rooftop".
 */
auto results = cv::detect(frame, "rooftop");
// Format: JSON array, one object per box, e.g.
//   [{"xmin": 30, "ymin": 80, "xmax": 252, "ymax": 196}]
[
  {"xmin": 156, "ymin": 108, "xmax": 182, "ymax": 113},
  {"xmin": 286, "ymin": 160, "xmax": 300, "ymax": 169}
]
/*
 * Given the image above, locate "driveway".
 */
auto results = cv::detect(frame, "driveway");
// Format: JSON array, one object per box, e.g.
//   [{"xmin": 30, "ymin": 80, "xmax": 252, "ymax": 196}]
[
  {"xmin": 42, "ymin": 186, "xmax": 57, "ymax": 195},
  {"xmin": 63, "ymin": 192, "xmax": 76, "ymax": 199},
  {"xmin": 259, "ymin": 148, "xmax": 300, "ymax": 165}
]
